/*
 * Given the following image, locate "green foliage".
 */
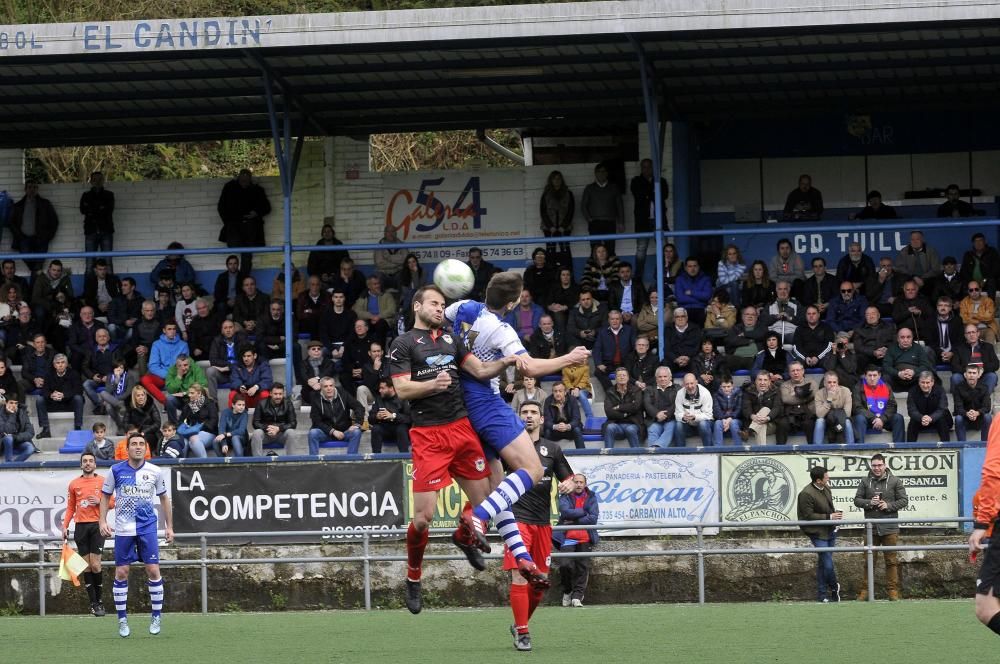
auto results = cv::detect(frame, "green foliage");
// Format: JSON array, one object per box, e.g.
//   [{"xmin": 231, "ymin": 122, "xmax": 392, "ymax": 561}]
[{"xmin": 0, "ymin": 601, "xmax": 23, "ymax": 616}]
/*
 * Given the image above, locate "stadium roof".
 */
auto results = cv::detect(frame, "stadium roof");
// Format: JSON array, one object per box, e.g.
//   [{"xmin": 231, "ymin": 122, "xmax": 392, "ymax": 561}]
[{"xmin": 2, "ymin": 0, "xmax": 1000, "ymax": 147}]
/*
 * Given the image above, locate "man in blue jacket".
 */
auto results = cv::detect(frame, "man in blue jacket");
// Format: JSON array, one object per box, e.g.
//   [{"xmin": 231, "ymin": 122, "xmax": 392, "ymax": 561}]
[{"xmin": 554, "ymin": 473, "xmax": 599, "ymax": 607}]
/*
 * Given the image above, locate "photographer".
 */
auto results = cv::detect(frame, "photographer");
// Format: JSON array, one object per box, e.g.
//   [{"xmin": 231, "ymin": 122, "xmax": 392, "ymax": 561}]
[
  {"xmin": 779, "ymin": 361, "xmax": 816, "ymax": 438},
  {"xmin": 813, "ymin": 371, "xmax": 854, "ymax": 444},
  {"xmin": 822, "ymin": 331, "xmax": 859, "ymax": 390},
  {"xmin": 853, "ymin": 453, "xmax": 908, "ymax": 600}
]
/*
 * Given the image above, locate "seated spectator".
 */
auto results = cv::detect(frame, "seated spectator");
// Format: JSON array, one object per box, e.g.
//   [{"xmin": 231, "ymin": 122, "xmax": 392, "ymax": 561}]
[
  {"xmin": 66, "ymin": 306, "xmax": 106, "ymax": 369},
  {"xmin": 780, "ymin": 360, "xmax": 817, "ymax": 438},
  {"xmin": 352, "ymin": 274, "xmax": 397, "ymax": 345},
  {"xmin": 951, "ymin": 324, "xmax": 999, "ymax": 393},
  {"xmin": 933, "ymin": 256, "xmax": 965, "ymax": 303},
  {"xmin": 176, "ymin": 383, "xmax": 217, "ymax": 458},
  {"xmin": 356, "ymin": 341, "xmax": 387, "ymax": 417},
  {"xmin": 593, "ymin": 310, "xmax": 636, "ymax": 392},
  {"xmin": 836, "ymin": 242, "xmax": 877, "ymax": 294},
  {"xmin": 295, "ymin": 276, "xmax": 327, "ymax": 340},
  {"xmin": 896, "ymin": 231, "xmax": 941, "ymax": 293},
  {"xmin": 673, "ymin": 372, "xmax": 713, "ymax": 447},
  {"xmin": 299, "ymin": 339, "xmax": 336, "ymax": 405},
  {"xmin": 813, "ymin": 371, "xmax": 854, "ymax": 444},
  {"xmin": 635, "ymin": 289, "xmax": 666, "ymax": 343},
  {"xmin": 643, "ymin": 366, "xmax": 677, "ymax": 448},
  {"xmin": 186, "ymin": 297, "xmax": 221, "ymax": 361},
  {"xmin": 523, "ymin": 247, "xmax": 556, "ymax": 309},
  {"xmin": 0, "ymin": 286, "xmax": 24, "ymax": 349},
  {"xmin": 566, "ymin": 290, "xmax": 606, "ymax": 350},
  {"xmin": 81, "ymin": 328, "xmax": 117, "ymax": 415},
  {"xmin": 0, "ymin": 357, "xmax": 22, "ymax": 405},
  {"xmin": 139, "ymin": 321, "xmax": 189, "ymax": 405},
  {"xmin": 114, "ymin": 426, "xmax": 151, "ymax": 461},
  {"xmin": 892, "ymin": 280, "xmax": 933, "ymax": 339},
  {"xmin": 256, "ymin": 299, "xmax": 299, "ymax": 361},
  {"xmin": 561, "ymin": 361, "xmax": 594, "ymax": 420},
  {"xmin": 906, "ymin": 371, "xmax": 952, "ymax": 442},
  {"xmin": 214, "ymin": 394, "xmax": 248, "ymax": 457},
  {"xmin": 0, "ymin": 397, "xmax": 35, "ymax": 462},
  {"xmin": 128, "ymin": 300, "xmax": 161, "ymax": 374},
  {"xmin": 864, "ymin": 257, "xmax": 906, "ymax": 317},
  {"xmin": 107, "ymin": 277, "xmax": 143, "ymax": 343},
  {"xmin": 318, "ymin": 290, "xmax": 358, "ymax": 352},
  {"xmin": 527, "ymin": 314, "xmax": 567, "ymax": 361},
  {"xmin": 250, "ymin": 383, "xmax": 295, "ymax": 456},
  {"xmin": 330, "ymin": 257, "xmax": 366, "ymax": 308},
  {"xmin": 724, "ymin": 306, "xmax": 768, "ymax": 371},
  {"xmin": 954, "ymin": 365, "xmax": 993, "ymax": 442},
  {"xmin": 823, "ymin": 331, "xmax": 860, "ymax": 390},
  {"xmin": 852, "ymin": 365, "xmax": 905, "ymax": 444},
  {"xmin": 883, "ymin": 327, "xmax": 934, "ymax": 392},
  {"xmin": 740, "ymin": 260, "xmax": 776, "ymax": 311},
  {"xmin": 206, "ymin": 319, "xmax": 247, "ymax": 397},
  {"xmin": 742, "ymin": 371, "xmax": 787, "ymax": 444},
  {"xmin": 923, "ymin": 296, "xmax": 965, "ymax": 365},
  {"xmin": 580, "ymin": 244, "xmax": 620, "ymax": 304},
  {"xmin": 19, "ymin": 332, "xmax": 54, "ymax": 398},
  {"xmin": 692, "ymin": 337, "xmax": 727, "ymax": 393},
  {"xmin": 960, "ymin": 233, "xmax": 1000, "ymax": 296},
  {"xmin": 308, "ymin": 377, "xmax": 363, "ymax": 455},
  {"xmin": 712, "ymin": 375, "xmax": 742, "ymax": 445},
  {"xmin": 163, "ymin": 354, "xmax": 208, "ymax": 424},
  {"xmin": 157, "ymin": 422, "xmax": 185, "ymax": 459},
  {"xmin": 212, "ymin": 255, "xmax": 246, "ymax": 317},
  {"xmin": 937, "ymin": 183, "xmax": 975, "ymax": 218},
  {"xmin": 826, "ymin": 281, "xmax": 867, "ymax": 333},
  {"xmin": 791, "ymin": 305, "xmax": 834, "ymax": 368},
  {"xmin": 82, "ymin": 259, "xmax": 120, "ymax": 317},
  {"xmin": 662, "ymin": 307, "xmax": 702, "ymax": 373},
  {"xmin": 340, "ymin": 319, "xmax": 375, "ymax": 392},
  {"xmin": 546, "ymin": 267, "xmax": 579, "ymax": 331},
  {"xmin": 121, "ymin": 385, "xmax": 161, "ymax": 452},
  {"xmin": 543, "ymin": 382, "xmax": 585, "ymax": 450},
  {"xmin": 233, "ymin": 276, "xmax": 270, "ymax": 335},
  {"xmin": 768, "ymin": 238, "xmax": 806, "ymax": 292},
  {"xmin": 800, "ymin": 257, "xmax": 838, "ymax": 315},
  {"xmin": 369, "ymin": 378, "xmax": 411, "ymax": 453},
  {"xmin": 511, "ymin": 375, "xmax": 548, "ymax": 415},
  {"xmin": 466, "ymin": 247, "xmax": 502, "ymax": 303},
  {"xmin": 6, "ymin": 305, "xmax": 40, "ymax": 363},
  {"xmin": 603, "ymin": 367, "xmax": 644, "ymax": 448},
  {"xmin": 764, "ymin": 280, "xmax": 800, "ymax": 346},
  {"xmin": 624, "ymin": 337, "xmax": 657, "ymax": 391},
  {"xmin": 853, "ymin": 190, "xmax": 897, "ymax": 220},
  {"xmin": 752, "ymin": 332, "xmax": 789, "ymax": 383},
  {"xmin": 271, "ymin": 265, "xmax": 304, "ymax": 304},
  {"xmin": 853, "ymin": 305, "xmax": 895, "ymax": 370},
  {"xmin": 0, "ymin": 260, "xmax": 30, "ymax": 302},
  {"xmin": 373, "ymin": 224, "xmax": 405, "ymax": 289},
  {"xmin": 30, "ymin": 259, "xmax": 73, "ymax": 322},
  {"xmin": 503, "ymin": 289, "xmax": 545, "ymax": 343},
  {"xmin": 34, "ymin": 353, "xmax": 84, "ymax": 437},
  {"xmin": 608, "ymin": 262, "xmax": 647, "ymax": 325},
  {"xmin": 100, "ymin": 358, "xmax": 135, "ymax": 435},
  {"xmin": 716, "ymin": 245, "xmax": 747, "ymax": 307},
  {"xmin": 83, "ymin": 422, "xmax": 114, "ymax": 461},
  {"xmin": 308, "ymin": 223, "xmax": 349, "ymax": 290},
  {"xmin": 782, "ymin": 174, "xmax": 823, "ymax": 220},
  {"xmin": 704, "ymin": 289, "xmax": 737, "ymax": 336},
  {"xmin": 959, "ymin": 280, "xmax": 999, "ymax": 343},
  {"xmin": 674, "ymin": 258, "xmax": 713, "ymax": 326},
  {"xmin": 153, "ymin": 270, "xmax": 178, "ymax": 313},
  {"xmin": 148, "ymin": 242, "xmax": 198, "ymax": 293},
  {"xmin": 230, "ymin": 344, "xmax": 273, "ymax": 409}
]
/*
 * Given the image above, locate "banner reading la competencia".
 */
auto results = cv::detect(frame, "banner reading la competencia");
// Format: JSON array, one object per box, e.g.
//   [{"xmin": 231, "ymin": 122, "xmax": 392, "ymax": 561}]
[{"xmin": 721, "ymin": 450, "xmax": 959, "ymax": 528}]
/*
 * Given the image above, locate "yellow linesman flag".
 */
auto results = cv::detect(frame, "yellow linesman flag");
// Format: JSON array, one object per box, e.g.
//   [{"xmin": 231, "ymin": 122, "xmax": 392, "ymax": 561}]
[{"xmin": 58, "ymin": 543, "xmax": 88, "ymax": 587}]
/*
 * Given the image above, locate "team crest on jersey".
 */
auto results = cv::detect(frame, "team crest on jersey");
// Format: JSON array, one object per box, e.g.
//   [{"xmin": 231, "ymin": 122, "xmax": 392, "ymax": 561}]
[
  {"xmin": 443, "ymin": 334, "xmax": 453, "ymax": 344},
  {"xmin": 539, "ymin": 446, "xmax": 548, "ymax": 457},
  {"xmin": 475, "ymin": 458, "xmax": 486, "ymax": 472}
]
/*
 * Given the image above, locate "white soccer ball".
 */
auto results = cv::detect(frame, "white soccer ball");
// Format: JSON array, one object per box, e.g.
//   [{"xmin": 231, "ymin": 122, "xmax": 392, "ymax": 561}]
[{"xmin": 433, "ymin": 259, "xmax": 475, "ymax": 299}]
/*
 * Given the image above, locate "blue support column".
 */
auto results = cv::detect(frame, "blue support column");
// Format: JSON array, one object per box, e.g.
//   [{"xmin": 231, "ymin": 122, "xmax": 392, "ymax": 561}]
[{"xmin": 672, "ymin": 120, "xmax": 692, "ymax": 262}]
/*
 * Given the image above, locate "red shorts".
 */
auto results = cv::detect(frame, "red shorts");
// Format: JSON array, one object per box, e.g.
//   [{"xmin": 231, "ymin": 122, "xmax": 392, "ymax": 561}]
[
  {"xmin": 502, "ymin": 523, "xmax": 552, "ymax": 574},
  {"xmin": 410, "ymin": 417, "xmax": 490, "ymax": 493}
]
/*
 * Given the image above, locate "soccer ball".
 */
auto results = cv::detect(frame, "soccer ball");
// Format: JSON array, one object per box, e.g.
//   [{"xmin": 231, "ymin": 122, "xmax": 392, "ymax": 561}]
[{"xmin": 433, "ymin": 259, "xmax": 475, "ymax": 299}]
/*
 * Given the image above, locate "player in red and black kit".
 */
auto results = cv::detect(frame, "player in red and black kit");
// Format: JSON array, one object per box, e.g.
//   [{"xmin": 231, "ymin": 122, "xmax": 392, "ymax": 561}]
[
  {"xmin": 389, "ymin": 284, "xmax": 517, "ymax": 615},
  {"xmin": 970, "ymin": 417, "xmax": 1000, "ymax": 635},
  {"xmin": 504, "ymin": 399, "xmax": 575, "ymax": 652}
]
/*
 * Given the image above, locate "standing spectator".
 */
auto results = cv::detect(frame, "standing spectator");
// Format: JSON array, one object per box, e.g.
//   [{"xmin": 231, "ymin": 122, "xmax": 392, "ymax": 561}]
[
  {"xmin": 891, "ymin": 280, "xmax": 933, "ymax": 338},
  {"xmin": 214, "ymin": 394, "xmax": 248, "ymax": 457},
  {"xmin": 952, "ymin": 324, "xmax": 999, "ymax": 393},
  {"xmin": 163, "ymin": 354, "xmax": 208, "ymax": 424},
  {"xmin": 906, "ymin": 371, "xmax": 952, "ymax": 442},
  {"xmin": 522, "ymin": 248, "xmax": 556, "ymax": 309},
  {"xmin": 825, "ymin": 281, "xmax": 867, "ymax": 333},
  {"xmin": 603, "ymin": 367, "xmax": 643, "ymax": 448},
  {"xmin": 511, "ymin": 376, "xmax": 547, "ymax": 416},
  {"xmin": 298, "ymin": 339, "xmax": 336, "ymax": 405},
  {"xmin": 307, "ymin": 223, "xmax": 349, "ymax": 289},
  {"xmin": 630, "ymin": 158, "xmax": 669, "ymax": 279},
  {"xmin": 369, "ymin": 378, "xmax": 411, "ymax": 454},
  {"xmin": 662, "ymin": 308, "xmax": 702, "ymax": 373},
  {"xmin": 864, "ymin": 257, "xmax": 906, "ymax": 317},
  {"xmin": 205, "ymin": 320, "xmax": 247, "ymax": 397},
  {"xmin": 295, "ymin": 276, "xmax": 327, "ymax": 340},
  {"xmin": 543, "ymin": 382, "xmax": 585, "ymax": 449},
  {"xmin": 853, "ymin": 306, "xmax": 895, "ymax": 371},
  {"xmin": 211, "ymin": 255, "xmax": 246, "ymax": 318},
  {"xmin": 937, "ymin": 183, "xmax": 975, "ymax": 218},
  {"xmin": 35, "ymin": 353, "xmax": 84, "ymax": 437},
  {"xmin": 540, "ymin": 170, "xmax": 574, "ymax": 268},
  {"xmin": 592, "ymin": 311, "xmax": 636, "ymax": 392},
  {"xmin": 175, "ymin": 384, "xmax": 217, "ymax": 458},
  {"xmin": 8, "ymin": 182, "xmax": 58, "ymax": 274},
  {"xmin": 554, "ymin": 474, "xmax": 599, "ymax": 608},
  {"xmin": 580, "ymin": 245, "xmax": 620, "ymax": 304},
  {"xmin": 923, "ymin": 296, "xmax": 964, "ymax": 365},
  {"xmin": 673, "ymin": 372, "xmax": 713, "ymax": 447},
  {"xmin": 373, "ymin": 224, "xmax": 406, "ymax": 288},
  {"xmin": 230, "ymin": 344, "xmax": 273, "ymax": 409},
  {"xmin": 782, "ymin": 174, "xmax": 823, "ymax": 220},
  {"xmin": 791, "ymin": 305, "xmax": 834, "ymax": 368},
  {"xmin": 853, "ymin": 190, "xmax": 898, "ymax": 220},
  {"xmin": 307, "ymin": 376, "xmax": 364, "ymax": 455},
  {"xmin": 801, "ymin": 257, "xmax": 839, "ymax": 315},
  {"xmin": 896, "ymin": 231, "xmax": 942, "ymax": 293},
  {"xmin": 643, "ymin": 366, "xmax": 678, "ymax": 448},
  {"xmin": 742, "ymin": 371, "xmax": 787, "ymax": 445},
  {"xmin": 780, "ymin": 360, "xmax": 817, "ymax": 440},
  {"xmin": 853, "ymin": 453, "xmax": 909, "ymax": 600},
  {"xmin": 837, "ymin": 242, "xmax": 877, "ymax": 295},
  {"xmin": 852, "ymin": 366, "xmax": 905, "ymax": 444},
  {"xmin": 580, "ymin": 163, "xmax": 623, "ymax": 255},
  {"xmin": 217, "ymin": 168, "xmax": 271, "ymax": 272},
  {"xmin": 352, "ymin": 274, "xmax": 396, "ymax": 345},
  {"xmin": 466, "ymin": 247, "xmax": 502, "ymax": 303},
  {"xmin": 954, "ymin": 365, "xmax": 994, "ymax": 442},
  {"xmin": 960, "ymin": 233, "xmax": 1000, "ymax": 297},
  {"xmin": 0, "ymin": 397, "xmax": 35, "ymax": 462},
  {"xmin": 884, "ymin": 327, "xmax": 934, "ymax": 392},
  {"xmin": 724, "ymin": 306, "xmax": 769, "ymax": 372},
  {"xmin": 566, "ymin": 290, "xmax": 606, "ymax": 350},
  {"xmin": 751, "ymin": 331, "xmax": 789, "ymax": 383},
  {"xmin": 232, "ymin": 276, "xmax": 270, "ymax": 335},
  {"xmin": 712, "ymin": 375, "xmax": 742, "ymax": 445},
  {"xmin": 674, "ymin": 258, "xmax": 713, "ymax": 326},
  {"xmin": 740, "ymin": 260, "xmax": 776, "ymax": 311},
  {"xmin": 797, "ymin": 465, "xmax": 842, "ymax": 602},
  {"xmin": 813, "ymin": 371, "xmax": 854, "ymax": 444},
  {"xmin": 108, "ymin": 278, "xmax": 143, "ymax": 343},
  {"xmin": 716, "ymin": 245, "xmax": 747, "ymax": 308},
  {"xmin": 30, "ymin": 259, "xmax": 73, "ymax": 323},
  {"xmin": 608, "ymin": 262, "xmax": 647, "ymax": 326},
  {"xmin": 79, "ymin": 171, "xmax": 114, "ymax": 272},
  {"xmin": 960, "ymin": 280, "xmax": 999, "ymax": 343},
  {"xmin": 768, "ymin": 238, "xmax": 806, "ymax": 290},
  {"xmin": 139, "ymin": 321, "xmax": 189, "ymax": 405},
  {"xmin": 250, "ymin": 383, "xmax": 295, "ymax": 456}
]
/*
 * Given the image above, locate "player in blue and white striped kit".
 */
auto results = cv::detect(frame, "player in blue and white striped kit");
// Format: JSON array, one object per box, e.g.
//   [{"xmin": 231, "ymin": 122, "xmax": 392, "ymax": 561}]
[
  {"xmin": 99, "ymin": 434, "xmax": 174, "ymax": 638},
  {"xmin": 446, "ymin": 271, "xmax": 590, "ymax": 589}
]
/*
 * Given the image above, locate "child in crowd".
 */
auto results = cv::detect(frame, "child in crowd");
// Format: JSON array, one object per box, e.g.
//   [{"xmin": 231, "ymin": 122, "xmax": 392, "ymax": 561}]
[
  {"xmin": 158, "ymin": 421, "xmax": 185, "ymax": 459},
  {"xmin": 83, "ymin": 421, "xmax": 114, "ymax": 461},
  {"xmin": 113, "ymin": 425, "xmax": 148, "ymax": 461},
  {"xmin": 712, "ymin": 375, "xmax": 743, "ymax": 446},
  {"xmin": 215, "ymin": 394, "xmax": 248, "ymax": 457}
]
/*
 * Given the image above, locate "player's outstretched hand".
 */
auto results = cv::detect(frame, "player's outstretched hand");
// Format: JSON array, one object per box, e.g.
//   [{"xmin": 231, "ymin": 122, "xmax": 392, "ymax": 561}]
[
  {"xmin": 433, "ymin": 371, "xmax": 452, "ymax": 392},
  {"xmin": 568, "ymin": 346, "xmax": 591, "ymax": 365}
]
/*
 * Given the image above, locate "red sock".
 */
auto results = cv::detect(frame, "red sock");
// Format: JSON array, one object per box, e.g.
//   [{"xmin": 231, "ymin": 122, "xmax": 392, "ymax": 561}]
[
  {"xmin": 528, "ymin": 588, "xmax": 545, "ymax": 619},
  {"xmin": 406, "ymin": 523, "xmax": 429, "ymax": 582},
  {"xmin": 510, "ymin": 583, "xmax": 530, "ymax": 635}
]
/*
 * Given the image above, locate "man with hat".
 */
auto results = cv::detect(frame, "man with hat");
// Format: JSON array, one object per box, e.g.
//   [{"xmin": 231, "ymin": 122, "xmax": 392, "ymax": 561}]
[
  {"xmin": 933, "ymin": 256, "xmax": 965, "ymax": 303},
  {"xmin": 298, "ymin": 339, "xmax": 335, "ymax": 405}
]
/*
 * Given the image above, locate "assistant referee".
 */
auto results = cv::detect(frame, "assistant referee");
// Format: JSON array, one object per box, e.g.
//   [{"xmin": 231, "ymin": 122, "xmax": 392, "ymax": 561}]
[{"xmin": 63, "ymin": 452, "xmax": 110, "ymax": 617}]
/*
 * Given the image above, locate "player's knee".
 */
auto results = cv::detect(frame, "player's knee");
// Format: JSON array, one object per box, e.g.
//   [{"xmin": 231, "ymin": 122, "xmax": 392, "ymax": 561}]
[
  {"xmin": 975, "ymin": 593, "xmax": 999, "ymax": 624},
  {"xmin": 90, "ymin": 561, "xmax": 101, "ymax": 573}
]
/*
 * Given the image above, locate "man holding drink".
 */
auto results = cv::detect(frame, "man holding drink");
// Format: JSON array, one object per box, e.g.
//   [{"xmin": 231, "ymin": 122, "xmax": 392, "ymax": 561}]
[{"xmin": 797, "ymin": 465, "xmax": 842, "ymax": 602}]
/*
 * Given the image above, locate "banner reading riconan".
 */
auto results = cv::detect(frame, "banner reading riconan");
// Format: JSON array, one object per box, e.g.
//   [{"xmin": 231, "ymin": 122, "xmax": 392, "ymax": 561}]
[{"xmin": 721, "ymin": 450, "xmax": 959, "ymax": 528}]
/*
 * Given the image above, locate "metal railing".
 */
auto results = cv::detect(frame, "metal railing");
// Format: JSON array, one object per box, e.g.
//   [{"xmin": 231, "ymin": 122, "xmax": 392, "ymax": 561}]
[{"xmin": 0, "ymin": 516, "xmax": 972, "ymax": 615}]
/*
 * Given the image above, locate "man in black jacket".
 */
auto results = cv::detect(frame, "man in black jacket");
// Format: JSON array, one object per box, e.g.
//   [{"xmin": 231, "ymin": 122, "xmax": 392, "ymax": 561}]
[
  {"xmin": 527, "ymin": 315, "xmax": 567, "ymax": 361},
  {"xmin": 630, "ymin": 158, "xmax": 669, "ymax": 280},
  {"xmin": 9, "ymin": 182, "xmax": 59, "ymax": 274},
  {"xmin": 625, "ymin": 336, "xmax": 658, "ymax": 390},
  {"xmin": 0, "ymin": 397, "xmax": 36, "ymax": 462},
  {"xmin": 212, "ymin": 255, "xmax": 247, "ymax": 318},
  {"xmin": 922, "ymin": 296, "xmax": 966, "ymax": 365},
  {"xmin": 217, "ymin": 169, "xmax": 271, "ymax": 272},
  {"xmin": 35, "ymin": 353, "xmax": 84, "ymax": 437},
  {"xmin": 205, "ymin": 320, "xmax": 247, "ymax": 397},
  {"xmin": 79, "ymin": 171, "xmax": 114, "ymax": 272},
  {"xmin": 368, "ymin": 378, "xmax": 411, "ymax": 453},
  {"xmin": 607, "ymin": 262, "xmax": 648, "ymax": 325},
  {"xmin": 603, "ymin": 368, "xmax": 644, "ymax": 448},
  {"xmin": 108, "ymin": 278, "xmax": 143, "ymax": 343},
  {"xmin": 724, "ymin": 306, "xmax": 769, "ymax": 371},
  {"xmin": 906, "ymin": 371, "xmax": 952, "ymax": 442},
  {"xmin": 186, "ymin": 298, "xmax": 222, "ymax": 362},
  {"xmin": 951, "ymin": 324, "xmax": 1000, "ymax": 394},
  {"xmin": 542, "ymin": 382, "xmax": 585, "ymax": 449},
  {"xmin": 960, "ymin": 233, "xmax": 1000, "ymax": 297},
  {"xmin": 250, "ymin": 383, "xmax": 296, "ymax": 456},
  {"xmin": 298, "ymin": 340, "xmax": 336, "ymax": 405},
  {"xmin": 308, "ymin": 377, "xmax": 363, "ymax": 455},
  {"xmin": 742, "ymin": 371, "xmax": 788, "ymax": 444},
  {"xmin": 954, "ymin": 365, "xmax": 993, "ymax": 442},
  {"xmin": 82, "ymin": 259, "xmax": 121, "ymax": 316},
  {"xmin": 643, "ymin": 366, "xmax": 678, "ymax": 447},
  {"xmin": 232, "ymin": 276, "xmax": 270, "ymax": 335},
  {"xmin": 791, "ymin": 305, "xmax": 834, "ymax": 368}
]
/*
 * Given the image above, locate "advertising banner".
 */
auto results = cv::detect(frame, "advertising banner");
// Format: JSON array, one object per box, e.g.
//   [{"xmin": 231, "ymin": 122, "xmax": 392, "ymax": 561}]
[
  {"xmin": 721, "ymin": 450, "xmax": 960, "ymax": 528},
  {"xmin": 171, "ymin": 462, "xmax": 404, "ymax": 542}
]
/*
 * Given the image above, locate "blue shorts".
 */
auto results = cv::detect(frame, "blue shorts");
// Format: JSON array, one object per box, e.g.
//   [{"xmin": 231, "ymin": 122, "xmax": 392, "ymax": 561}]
[
  {"xmin": 463, "ymin": 387, "xmax": 525, "ymax": 460},
  {"xmin": 114, "ymin": 531, "xmax": 160, "ymax": 566}
]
